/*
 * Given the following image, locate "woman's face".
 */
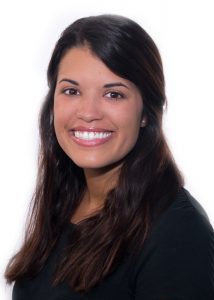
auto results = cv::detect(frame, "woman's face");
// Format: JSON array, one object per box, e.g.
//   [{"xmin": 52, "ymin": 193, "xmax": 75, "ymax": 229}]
[{"xmin": 54, "ymin": 47, "xmax": 143, "ymax": 170}]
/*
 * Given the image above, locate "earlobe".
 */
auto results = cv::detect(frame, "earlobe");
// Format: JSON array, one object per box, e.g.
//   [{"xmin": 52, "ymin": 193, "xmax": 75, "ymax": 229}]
[{"xmin": 140, "ymin": 118, "xmax": 146, "ymax": 127}]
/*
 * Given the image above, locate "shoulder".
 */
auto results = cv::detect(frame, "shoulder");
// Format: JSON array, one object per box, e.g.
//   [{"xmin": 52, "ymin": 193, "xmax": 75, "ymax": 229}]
[
  {"xmin": 147, "ymin": 187, "xmax": 214, "ymax": 265},
  {"xmin": 132, "ymin": 188, "xmax": 214, "ymax": 299},
  {"xmin": 151, "ymin": 187, "xmax": 213, "ymax": 244}
]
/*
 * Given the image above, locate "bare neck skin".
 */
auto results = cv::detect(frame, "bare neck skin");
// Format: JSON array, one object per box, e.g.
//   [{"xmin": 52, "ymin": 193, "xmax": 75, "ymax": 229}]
[
  {"xmin": 84, "ymin": 165, "xmax": 120, "ymax": 205},
  {"xmin": 71, "ymin": 163, "xmax": 121, "ymax": 224}
]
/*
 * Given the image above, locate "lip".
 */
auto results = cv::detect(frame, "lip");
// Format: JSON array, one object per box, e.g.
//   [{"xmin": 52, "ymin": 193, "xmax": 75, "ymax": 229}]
[
  {"xmin": 71, "ymin": 126, "xmax": 113, "ymax": 132},
  {"xmin": 69, "ymin": 126, "xmax": 114, "ymax": 147}
]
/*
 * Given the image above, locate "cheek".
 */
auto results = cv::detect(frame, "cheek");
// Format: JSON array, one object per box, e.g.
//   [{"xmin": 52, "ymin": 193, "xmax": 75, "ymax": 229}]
[
  {"xmin": 53, "ymin": 99, "xmax": 73, "ymax": 131},
  {"xmin": 53, "ymin": 104, "xmax": 71, "ymax": 154},
  {"xmin": 119, "ymin": 106, "xmax": 142, "ymax": 133},
  {"xmin": 53, "ymin": 103, "xmax": 63, "ymax": 134},
  {"xmin": 120, "ymin": 106, "xmax": 143, "ymax": 148}
]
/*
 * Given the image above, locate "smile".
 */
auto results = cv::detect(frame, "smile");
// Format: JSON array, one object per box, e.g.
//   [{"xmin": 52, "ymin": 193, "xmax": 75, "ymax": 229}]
[{"xmin": 73, "ymin": 131, "xmax": 112, "ymax": 140}]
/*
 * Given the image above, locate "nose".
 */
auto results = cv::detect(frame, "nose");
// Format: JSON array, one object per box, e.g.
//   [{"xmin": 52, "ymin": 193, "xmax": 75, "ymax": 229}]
[{"xmin": 76, "ymin": 95, "xmax": 104, "ymax": 122}]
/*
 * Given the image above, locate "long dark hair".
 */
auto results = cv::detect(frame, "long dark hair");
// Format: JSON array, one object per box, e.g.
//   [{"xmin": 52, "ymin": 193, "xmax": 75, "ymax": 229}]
[{"xmin": 5, "ymin": 14, "xmax": 183, "ymax": 293}]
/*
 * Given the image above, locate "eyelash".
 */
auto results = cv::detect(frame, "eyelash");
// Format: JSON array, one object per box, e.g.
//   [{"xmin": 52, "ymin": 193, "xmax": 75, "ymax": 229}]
[
  {"xmin": 61, "ymin": 88, "xmax": 125, "ymax": 100},
  {"xmin": 105, "ymin": 91, "xmax": 125, "ymax": 100},
  {"xmin": 62, "ymin": 88, "xmax": 80, "ymax": 96}
]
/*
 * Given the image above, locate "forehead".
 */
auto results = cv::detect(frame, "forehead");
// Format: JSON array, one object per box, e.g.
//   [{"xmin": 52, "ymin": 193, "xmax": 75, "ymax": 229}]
[{"xmin": 57, "ymin": 47, "xmax": 136, "ymax": 89}]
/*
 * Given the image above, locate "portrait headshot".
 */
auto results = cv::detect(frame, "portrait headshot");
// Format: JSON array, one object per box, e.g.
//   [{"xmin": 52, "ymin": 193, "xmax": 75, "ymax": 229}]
[{"xmin": 1, "ymin": 1, "xmax": 214, "ymax": 299}]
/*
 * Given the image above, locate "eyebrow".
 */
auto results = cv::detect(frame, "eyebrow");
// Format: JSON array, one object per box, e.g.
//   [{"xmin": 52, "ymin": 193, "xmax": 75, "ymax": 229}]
[{"xmin": 58, "ymin": 78, "xmax": 129, "ymax": 89}]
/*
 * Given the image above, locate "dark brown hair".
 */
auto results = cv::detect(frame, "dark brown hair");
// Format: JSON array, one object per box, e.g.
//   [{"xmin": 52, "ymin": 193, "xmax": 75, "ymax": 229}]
[{"xmin": 5, "ymin": 14, "xmax": 183, "ymax": 293}]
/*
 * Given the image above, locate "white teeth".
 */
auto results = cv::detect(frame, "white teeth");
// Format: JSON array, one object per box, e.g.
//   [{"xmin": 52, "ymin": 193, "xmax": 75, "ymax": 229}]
[{"xmin": 73, "ymin": 131, "xmax": 112, "ymax": 140}]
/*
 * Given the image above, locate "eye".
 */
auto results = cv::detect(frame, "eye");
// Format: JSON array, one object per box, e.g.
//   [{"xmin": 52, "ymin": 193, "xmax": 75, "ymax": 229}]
[
  {"xmin": 62, "ymin": 88, "xmax": 80, "ymax": 96},
  {"xmin": 105, "ymin": 91, "xmax": 125, "ymax": 100}
]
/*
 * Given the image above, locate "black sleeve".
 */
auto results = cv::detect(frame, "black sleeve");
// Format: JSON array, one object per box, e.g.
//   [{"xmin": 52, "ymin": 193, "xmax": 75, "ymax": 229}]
[{"xmin": 134, "ymin": 192, "xmax": 214, "ymax": 300}]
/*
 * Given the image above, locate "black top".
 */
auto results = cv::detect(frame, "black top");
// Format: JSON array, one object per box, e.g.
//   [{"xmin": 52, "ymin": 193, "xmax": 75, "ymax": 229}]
[{"xmin": 13, "ymin": 188, "xmax": 214, "ymax": 299}]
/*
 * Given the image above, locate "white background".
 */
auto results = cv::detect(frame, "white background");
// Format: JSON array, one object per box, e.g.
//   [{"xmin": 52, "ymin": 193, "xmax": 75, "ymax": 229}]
[{"xmin": 0, "ymin": 0, "xmax": 213, "ymax": 298}]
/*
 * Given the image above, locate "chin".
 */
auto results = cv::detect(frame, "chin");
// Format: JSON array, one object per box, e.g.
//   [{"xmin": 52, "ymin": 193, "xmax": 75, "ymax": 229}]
[
  {"xmin": 73, "ymin": 161, "xmax": 111, "ymax": 169},
  {"xmin": 71, "ymin": 156, "xmax": 125, "ymax": 172}
]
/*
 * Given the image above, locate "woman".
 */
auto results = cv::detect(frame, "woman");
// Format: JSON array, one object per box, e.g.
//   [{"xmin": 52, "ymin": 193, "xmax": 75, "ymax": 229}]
[{"xmin": 5, "ymin": 14, "xmax": 214, "ymax": 299}]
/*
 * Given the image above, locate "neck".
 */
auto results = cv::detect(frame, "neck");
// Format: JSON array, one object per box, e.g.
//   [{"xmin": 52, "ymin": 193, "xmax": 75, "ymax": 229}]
[{"xmin": 83, "ymin": 163, "xmax": 121, "ymax": 208}]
